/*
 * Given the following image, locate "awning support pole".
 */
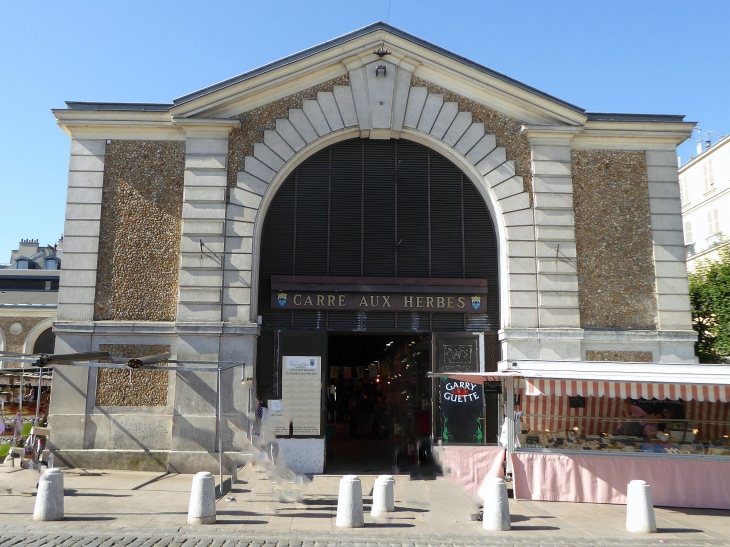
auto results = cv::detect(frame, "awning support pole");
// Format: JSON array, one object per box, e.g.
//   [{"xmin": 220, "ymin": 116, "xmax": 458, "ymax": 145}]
[
  {"xmin": 505, "ymin": 375, "xmax": 515, "ymax": 475},
  {"xmin": 217, "ymin": 366, "xmax": 223, "ymax": 494},
  {"xmin": 35, "ymin": 367, "xmax": 42, "ymax": 425}
]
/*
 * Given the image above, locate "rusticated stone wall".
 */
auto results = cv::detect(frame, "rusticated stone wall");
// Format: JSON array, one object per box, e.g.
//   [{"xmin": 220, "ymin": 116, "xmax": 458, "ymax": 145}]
[
  {"xmin": 572, "ymin": 149, "xmax": 657, "ymax": 329},
  {"xmin": 95, "ymin": 344, "xmax": 170, "ymax": 406},
  {"xmin": 410, "ymin": 76, "xmax": 533, "ymax": 197},
  {"xmin": 586, "ymin": 350, "xmax": 653, "ymax": 362},
  {"xmin": 227, "ymin": 75, "xmax": 350, "ymax": 188},
  {"xmin": 94, "ymin": 141, "xmax": 185, "ymax": 321}
]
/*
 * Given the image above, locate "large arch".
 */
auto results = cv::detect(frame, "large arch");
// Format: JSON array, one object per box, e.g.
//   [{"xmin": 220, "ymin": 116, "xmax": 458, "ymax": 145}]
[
  {"xmin": 227, "ymin": 67, "xmax": 531, "ymax": 329},
  {"xmin": 23, "ymin": 318, "xmax": 56, "ymax": 355},
  {"xmin": 256, "ymin": 137, "xmax": 500, "ymax": 332}
]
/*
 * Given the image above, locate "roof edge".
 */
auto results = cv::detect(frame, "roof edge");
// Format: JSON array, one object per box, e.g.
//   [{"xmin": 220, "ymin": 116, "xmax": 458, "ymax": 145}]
[
  {"xmin": 66, "ymin": 101, "xmax": 172, "ymax": 112},
  {"xmin": 586, "ymin": 112, "xmax": 686, "ymax": 123}
]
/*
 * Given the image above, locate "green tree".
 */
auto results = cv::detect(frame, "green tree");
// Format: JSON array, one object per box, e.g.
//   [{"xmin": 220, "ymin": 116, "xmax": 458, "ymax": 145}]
[{"xmin": 688, "ymin": 246, "xmax": 730, "ymax": 363}]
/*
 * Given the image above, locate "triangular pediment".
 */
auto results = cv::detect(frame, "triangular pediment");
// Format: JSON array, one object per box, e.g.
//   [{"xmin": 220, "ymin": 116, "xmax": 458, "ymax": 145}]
[{"xmin": 169, "ymin": 22, "xmax": 587, "ymax": 127}]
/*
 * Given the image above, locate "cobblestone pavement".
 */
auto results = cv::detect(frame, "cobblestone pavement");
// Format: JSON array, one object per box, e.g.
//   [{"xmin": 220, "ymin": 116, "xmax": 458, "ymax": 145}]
[
  {"xmin": 2, "ymin": 465, "xmax": 729, "ymax": 546},
  {"xmin": 0, "ymin": 529, "xmax": 728, "ymax": 547}
]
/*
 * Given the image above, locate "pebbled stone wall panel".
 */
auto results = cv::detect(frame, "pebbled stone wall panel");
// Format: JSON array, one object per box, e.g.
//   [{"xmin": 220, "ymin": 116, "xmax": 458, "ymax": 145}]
[
  {"xmin": 586, "ymin": 350, "xmax": 653, "ymax": 363},
  {"xmin": 572, "ymin": 149, "xmax": 657, "ymax": 329},
  {"xmin": 95, "ymin": 344, "xmax": 171, "ymax": 407},
  {"xmin": 94, "ymin": 141, "xmax": 185, "ymax": 321}
]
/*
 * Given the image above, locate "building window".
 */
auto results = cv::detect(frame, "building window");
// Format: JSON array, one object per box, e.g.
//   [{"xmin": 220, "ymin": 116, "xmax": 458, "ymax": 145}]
[
  {"xmin": 707, "ymin": 208, "xmax": 721, "ymax": 237},
  {"xmin": 44, "ymin": 259, "xmax": 58, "ymax": 270},
  {"xmin": 708, "ymin": 234, "xmax": 723, "ymax": 248},
  {"xmin": 686, "ymin": 243, "xmax": 696, "ymax": 257},
  {"xmin": 16, "ymin": 259, "xmax": 28, "ymax": 269},
  {"xmin": 679, "ymin": 175, "xmax": 690, "ymax": 205},
  {"xmin": 684, "ymin": 221, "xmax": 693, "ymax": 245},
  {"xmin": 703, "ymin": 159, "xmax": 715, "ymax": 192}
]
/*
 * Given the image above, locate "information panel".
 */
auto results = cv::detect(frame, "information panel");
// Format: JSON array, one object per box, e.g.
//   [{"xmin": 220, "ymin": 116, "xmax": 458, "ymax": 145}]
[{"xmin": 280, "ymin": 356, "xmax": 321, "ymax": 435}]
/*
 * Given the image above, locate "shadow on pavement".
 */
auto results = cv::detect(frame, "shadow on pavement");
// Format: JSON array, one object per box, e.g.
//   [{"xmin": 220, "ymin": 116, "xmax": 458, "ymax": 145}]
[
  {"xmin": 509, "ymin": 525, "xmax": 561, "ymax": 531},
  {"xmin": 63, "ymin": 516, "xmax": 117, "ymax": 521},
  {"xmin": 510, "ymin": 514, "xmax": 556, "ymax": 522}
]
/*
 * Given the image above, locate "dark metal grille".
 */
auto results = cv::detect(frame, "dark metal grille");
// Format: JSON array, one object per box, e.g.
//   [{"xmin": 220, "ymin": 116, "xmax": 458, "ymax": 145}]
[
  {"xmin": 259, "ymin": 138, "xmax": 499, "ymax": 333},
  {"xmin": 255, "ymin": 330, "xmax": 277, "ymax": 400}
]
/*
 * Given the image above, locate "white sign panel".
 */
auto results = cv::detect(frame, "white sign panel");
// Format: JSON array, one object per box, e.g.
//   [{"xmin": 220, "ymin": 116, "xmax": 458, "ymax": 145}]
[{"xmin": 280, "ymin": 356, "xmax": 321, "ymax": 436}]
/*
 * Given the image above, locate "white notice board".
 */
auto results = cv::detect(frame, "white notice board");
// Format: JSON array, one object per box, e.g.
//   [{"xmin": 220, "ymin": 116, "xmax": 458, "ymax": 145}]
[{"xmin": 280, "ymin": 356, "xmax": 321, "ymax": 436}]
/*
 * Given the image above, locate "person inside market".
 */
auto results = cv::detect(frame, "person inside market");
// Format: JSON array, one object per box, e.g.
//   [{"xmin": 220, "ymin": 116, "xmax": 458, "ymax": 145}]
[{"xmin": 616, "ymin": 398, "xmax": 671, "ymax": 437}]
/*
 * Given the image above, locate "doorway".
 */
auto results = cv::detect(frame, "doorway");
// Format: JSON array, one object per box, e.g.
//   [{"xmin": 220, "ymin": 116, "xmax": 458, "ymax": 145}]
[{"xmin": 325, "ymin": 333, "xmax": 433, "ymax": 473}]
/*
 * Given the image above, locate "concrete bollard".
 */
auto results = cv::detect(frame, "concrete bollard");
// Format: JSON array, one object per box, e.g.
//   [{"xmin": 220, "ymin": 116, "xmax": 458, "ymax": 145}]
[
  {"xmin": 336, "ymin": 474, "xmax": 364, "ymax": 528},
  {"xmin": 371, "ymin": 474, "xmax": 395, "ymax": 517},
  {"xmin": 626, "ymin": 480, "xmax": 657, "ymax": 533},
  {"xmin": 480, "ymin": 477, "xmax": 511, "ymax": 531},
  {"xmin": 187, "ymin": 472, "xmax": 216, "ymax": 524},
  {"xmin": 33, "ymin": 468, "xmax": 64, "ymax": 521}
]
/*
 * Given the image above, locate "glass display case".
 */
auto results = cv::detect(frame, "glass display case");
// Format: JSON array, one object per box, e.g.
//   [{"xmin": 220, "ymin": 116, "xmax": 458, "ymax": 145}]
[{"xmin": 517, "ymin": 395, "xmax": 730, "ymax": 457}]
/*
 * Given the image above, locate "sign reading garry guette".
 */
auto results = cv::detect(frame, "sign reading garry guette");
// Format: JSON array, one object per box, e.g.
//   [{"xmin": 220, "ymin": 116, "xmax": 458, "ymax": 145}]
[
  {"xmin": 280, "ymin": 356, "xmax": 321, "ymax": 436},
  {"xmin": 439, "ymin": 378, "xmax": 485, "ymax": 444},
  {"xmin": 271, "ymin": 276, "xmax": 487, "ymax": 313}
]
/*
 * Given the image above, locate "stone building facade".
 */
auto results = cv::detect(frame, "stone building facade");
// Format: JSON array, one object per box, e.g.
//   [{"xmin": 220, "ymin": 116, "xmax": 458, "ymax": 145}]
[
  {"xmin": 50, "ymin": 23, "xmax": 697, "ymax": 472},
  {"xmin": 679, "ymin": 133, "xmax": 730, "ymax": 270},
  {"xmin": 0, "ymin": 239, "xmax": 61, "ymax": 364}
]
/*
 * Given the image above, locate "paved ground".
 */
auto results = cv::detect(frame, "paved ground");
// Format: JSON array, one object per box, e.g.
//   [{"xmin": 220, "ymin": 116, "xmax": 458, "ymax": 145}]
[{"xmin": 1, "ymin": 463, "xmax": 729, "ymax": 546}]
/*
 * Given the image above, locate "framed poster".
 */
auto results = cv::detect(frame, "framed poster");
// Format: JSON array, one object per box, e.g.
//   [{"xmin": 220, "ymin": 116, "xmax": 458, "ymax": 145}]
[{"xmin": 281, "ymin": 356, "xmax": 321, "ymax": 435}]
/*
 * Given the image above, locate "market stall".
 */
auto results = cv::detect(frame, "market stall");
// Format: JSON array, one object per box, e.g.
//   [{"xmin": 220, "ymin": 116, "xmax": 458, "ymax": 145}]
[
  {"xmin": 1, "ymin": 367, "xmax": 53, "ymax": 465},
  {"xmin": 504, "ymin": 361, "xmax": 730, "ymax": 510},
  {"xmin": 434, "ymin": 362, "xmax": 730, "ymax": 509}
]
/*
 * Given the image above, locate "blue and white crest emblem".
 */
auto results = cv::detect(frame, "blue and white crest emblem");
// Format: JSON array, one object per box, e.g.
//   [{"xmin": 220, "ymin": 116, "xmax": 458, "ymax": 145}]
[
  {"xmin": 277, "ymin": 292, "xmax": 287, "ymax": 307},
  {"xmin": 471, "ymin": 296, "xmax": 481, "ymax": 310}
]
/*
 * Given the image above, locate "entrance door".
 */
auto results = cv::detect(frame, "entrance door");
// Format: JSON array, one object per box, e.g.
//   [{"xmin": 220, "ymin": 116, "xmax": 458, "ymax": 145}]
[
  {"xmin": 432, "ymin": 333, "xmax": 499, "ymax": 444},
  {"xmin": 325, "ymin": 334, "xmax": 433, "ymax": 474}
]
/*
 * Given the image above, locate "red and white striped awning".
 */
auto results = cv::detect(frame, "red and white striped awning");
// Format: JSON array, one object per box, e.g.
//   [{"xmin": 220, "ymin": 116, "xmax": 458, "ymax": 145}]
[{"xmin": 525, "ymin": 379, "xmax": 730, "ymax": 402}]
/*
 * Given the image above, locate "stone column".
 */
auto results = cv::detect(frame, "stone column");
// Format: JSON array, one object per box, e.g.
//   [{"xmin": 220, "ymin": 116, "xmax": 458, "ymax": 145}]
[
  {"xmin": 645, "ymin": 150, "xmax": 697, "ymax": 363},
  {"xmin": 521, "ymin": 126, "xmax": 583, "ymax": 360},
  {"xmin": 169, "ymin": 119, "xmax": 241, "ymax": 472},
  {"xmin": 50, "ymin": 138, "xmax": 106, "ymax": 457},
  {"xmin": 175, "ymin": 120, "xmax": 239, "ymax": 325}
]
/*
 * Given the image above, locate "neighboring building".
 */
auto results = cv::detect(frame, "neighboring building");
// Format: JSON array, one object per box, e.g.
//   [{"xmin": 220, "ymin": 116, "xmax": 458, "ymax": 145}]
[
  {"xmin": 49, "ymin": 23, "xmax": 697, "ymax": 473},
  {"xmin": 0, "ymin": 239, "xmax": 61, "ymax": 366},
  {"xmin": 680, "ymin": 134, "xmax": 730, "ymax": 270}
]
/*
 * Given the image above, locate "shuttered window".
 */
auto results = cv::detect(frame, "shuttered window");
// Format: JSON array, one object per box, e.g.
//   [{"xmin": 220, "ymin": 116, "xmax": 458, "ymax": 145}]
[{"xmin": 258, "ymin": 138, "xmax": 499, "ymax": 332}]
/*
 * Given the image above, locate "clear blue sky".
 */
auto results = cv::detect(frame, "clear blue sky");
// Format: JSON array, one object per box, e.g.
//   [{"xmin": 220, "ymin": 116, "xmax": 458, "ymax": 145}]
[{"xmin": 1, "ymin": 1, "xmax": 728, "ymax": 259}]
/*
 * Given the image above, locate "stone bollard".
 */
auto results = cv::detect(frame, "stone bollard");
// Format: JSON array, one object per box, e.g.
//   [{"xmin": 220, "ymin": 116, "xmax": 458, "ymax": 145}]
[
  {"xmin": 626, "ymin": 480, "xmax": 657, "ymax": 533},
  {"xmin": 33, "ymin": 468, "xmax": 64, "ymax": 521},
  {"xmin": 371, "ymin": 474, "xmax": 395, "ymax": 517},
  {"xmin": 480, "ymin": 477, "xmax": 511, "ymax": 531},
  {"xmin": 336, "ymin": 475, "xmax": 364, "ymax": 528},
  {"xmin": 187, "ymin": 472, "xmax": 216, "ymax": 524}
]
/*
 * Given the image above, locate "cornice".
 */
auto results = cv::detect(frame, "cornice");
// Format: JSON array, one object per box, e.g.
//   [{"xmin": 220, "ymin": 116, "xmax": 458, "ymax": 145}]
[
  {"xmin": 520, "ymin": 124, "xmax": 584, "ymax": 145},
  {"xmin": 570, "ymin": 119, "xmax": 696, "ymax": 150},
  {"xmin": 53, "ymin": 108, "xmax": 184, "ymax": 141}
]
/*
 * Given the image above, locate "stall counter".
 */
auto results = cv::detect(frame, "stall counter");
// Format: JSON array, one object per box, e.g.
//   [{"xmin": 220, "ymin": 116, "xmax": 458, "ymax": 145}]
[{"xmin": 512, "ymin": 450, "xmax": 730, "ymax": 510}]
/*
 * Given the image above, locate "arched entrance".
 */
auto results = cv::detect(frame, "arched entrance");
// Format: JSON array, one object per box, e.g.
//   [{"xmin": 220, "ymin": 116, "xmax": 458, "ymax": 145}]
[{"xmin": 256, "ymin": 137, "xmax": 500, "ymax": 472}]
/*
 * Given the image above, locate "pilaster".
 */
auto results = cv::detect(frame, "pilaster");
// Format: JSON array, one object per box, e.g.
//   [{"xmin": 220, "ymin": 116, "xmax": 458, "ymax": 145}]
[
  {"xmin": 174, "ymin": 120, "xmax": 239, "ymax": 323},
  {"xmin": 57, "ymin": 139, "xmax": 105, "ymax": 322},
  {"xmin": 645, "ymin": 150, "xmax": 694, "ymax": 333},
  {"xmin": 521, "ymin": 125, "xmax": 583, "ymax": 359}
]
